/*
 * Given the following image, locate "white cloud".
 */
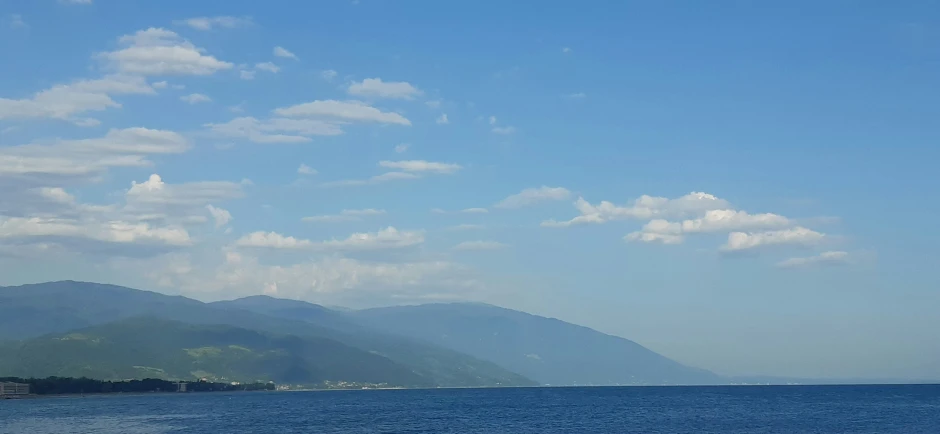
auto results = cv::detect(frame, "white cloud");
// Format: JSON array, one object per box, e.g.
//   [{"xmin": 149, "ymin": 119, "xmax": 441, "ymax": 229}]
[
  {"xmin": 429, "ymin": 208, "xmax": 487, "ymax": 215},
  {"xmin": 0, "ymin": 217, "xmax": 191, "ymax": 246},
  {"xmin": 626, "ymin": 210, "xmax": 791, "ymax": 245},
  {"xmin": 61, "ymin": 0, "xmax": 93, "ymax": 4},
  {"xmin": 180, "ymin": 93, "xmax": 211, "ymax": 104},
  {"xmin": 394, "ymin": 143, "xmax": 409, "ymax": 153},
  {"xmin": 98, "ymin": 28, "xmax": 233, "ymax": 76},
  {"xmin": 436, "ymin": 113, "xmax": 450, "ymax": 125},
  {"xmin": 236, "ymin": 231, "xmax": 312, "ymax": 249},
  {"xmin": 130, "ymin": 250, "xmax": 473, "ymax": 304},
  {"xmin": 542, "ymin": 192, "xmax": 823, "ymax": 253},
  {"xmin": 239, "ymin": 70, "xmax": 256, "ymax": 80},
  {"xmin": 274, "ymin": 99, "xmax": 411, "ymax": 126},
  {"xmin": 776, "ymin": 251, "xmax": 849, "ymax": 268},
  {"xmin": 378, "ymin": 160, "xmax": 462, "ymax": 174},
  {"xmin": 371, "ymin": 172, "xmax": 418, "ymax": 182},
  {"xmin": 320, "ymin": 227, "xmax": 424, "ymax": 251},
  {"xmin": 488, "ymin": 115, "xmax": 515, "ymax": 134},
  {"xmin": 0, "ymin": 170, "xmax": 245, "ymax": 256},
  {"xmin": 320, "ymin": 70, "xmax": 338, "ymax": 81},
  {"xmin": 176, "ymin": 16, "xmax": 252, "ymax": 31},
  {"xmin": 454, "ymin": 240, "xmax": 508, "ymax": 251},
  {"xmin": 77, "ymin": 128, "xmax": 189, "ymax": 154},
  {"xmin": 492, "ymin": 126, "xmax": 516, "ymax": 135},
  {"xmin": 205, "ymin": 116, "xmax": 343, "ymax": 143},
  {"xmin": 562, "ymin": 47, "xmax": 572, "ymax": 54},
  {"xmin": 347, "ymin": 78, "xmax": 421, "ymax": 100},
  {"xmin": 297, "ymin": 164, "xmax": 317, "ymax": 175},
  {"xmin": 0, "ymin": 75, "xmax": 155, "ymax": 122},
  {"xmin": 425, "ymin": 100, "xmax": 442, "ymax": 109},
  {"xmin": 125, "ymin": 174, "xmax": 244, "ymax": 211},
  {"xmin": 302, "ymin": 209, "xmax": 386, "ymax": 223},
  {"xmin": 1, "ymin": 188, "xmax": 200, "ymax": 250},
  {"xmin": 321, "ymin": 171, "xmax": 420, "ymax": 187},
  {"xmin": 237, "ymin": 226, "xmax": 423, "ymax": 251},
  {"xmin": 273, "ymin": 46, "xmax": 298, "ymax": 60},
  {"xmin": 543, "ymin": 192, "xmax": 730, "ymax": 228},
  {"xmin": 262, "ymin": 281, "xmax": 278, "ymax": 296},
  {"xmin": 255, "ymin": 62, "xmax": 280, "ymax": 73},
  {"xmin": 721, "ymin": 227, "xmax": 825, "ymax": 252},
  {"xmin": 623, "ymin": 231, "xmax": 684, "ymax": 245},
  {"xmin": 566, "ymin": 92, "xmax": 587, "ymax": 99},
  {"xmin": 0, "ymin": 128, "xmax": 188, "ymax": 181},
  {"xmin": 495, "ymin": 186, "xmax": 571, "ymax": 209},
  {"xmin": 205, "ymin": 205, "xmax": 232, "ymax": 227},
  {"xmin": 678, "ymin": 210, "xmax": 791, "ymax": 233},
  {"xmin": 152, "ymin": 81, "xmax": 168, "ymax": 89},
  {"xmin": 334, "ymin": 209, "xmax": 385, "ymax": 217}
]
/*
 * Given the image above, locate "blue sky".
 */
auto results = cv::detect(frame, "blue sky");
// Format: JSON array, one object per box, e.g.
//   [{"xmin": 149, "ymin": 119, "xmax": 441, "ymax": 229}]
[{"xmin": 1, "ymin": 0, "xmax": 939, "ymax": 380}]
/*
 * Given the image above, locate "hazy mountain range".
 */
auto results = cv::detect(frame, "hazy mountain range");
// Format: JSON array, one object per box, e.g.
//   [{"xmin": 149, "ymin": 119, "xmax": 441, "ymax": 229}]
[{"xmin": 6, "ymin": 280, "xmax": 901, "ymax": 388}]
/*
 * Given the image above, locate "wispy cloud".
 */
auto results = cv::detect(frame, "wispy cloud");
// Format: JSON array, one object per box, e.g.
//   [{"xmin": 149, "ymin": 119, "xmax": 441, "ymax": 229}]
[
  {"xmin": 273, "ymin": 46, "xmax": 298, "ymax": 60},
  {"xmin": 492, "ymin": 126, "xmax": 516, "ymax": 135},
  {"xmin": 302, "ymin": 208, "xmax": 386, "ymax": 223},
  {"xmin": 496, "ymin": 186, "xmax": 571, "ymax": 209},
  {"xmin": 180, "ymin": 93, "xmax": 211, "ymax": 104},
  {"xmin": 776, "ymin": 251, "xmax": 849, "ymax": 269},
  {"xmin": 379, "ymin": 160, "xmax": 462, "ymax": 174},
  {"xmin": 176, "ymin": 16, "xmax": 253, "ymax": 31}
]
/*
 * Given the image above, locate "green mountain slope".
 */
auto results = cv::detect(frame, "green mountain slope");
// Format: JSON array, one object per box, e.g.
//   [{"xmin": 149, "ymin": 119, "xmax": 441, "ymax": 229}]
[
  {"xmin": 0, "ymin": 281, "xmax": 535, "ymax": 387},
  {"xmin": 0, "ymin": 317, "xmax": 431, "ymax": 386}
]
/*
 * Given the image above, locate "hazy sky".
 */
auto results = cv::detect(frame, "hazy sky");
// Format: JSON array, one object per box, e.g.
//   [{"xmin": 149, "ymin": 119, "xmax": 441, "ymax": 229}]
[{"xmin": 1, "ymin": 0, "xmax": 938, "ymax": 380}]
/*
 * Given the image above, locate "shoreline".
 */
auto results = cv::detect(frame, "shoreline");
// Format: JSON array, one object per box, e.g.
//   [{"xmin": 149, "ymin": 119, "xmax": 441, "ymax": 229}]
[{"xmin": 5, "ymin": 382, "xmax": 939, "ymax": 401}]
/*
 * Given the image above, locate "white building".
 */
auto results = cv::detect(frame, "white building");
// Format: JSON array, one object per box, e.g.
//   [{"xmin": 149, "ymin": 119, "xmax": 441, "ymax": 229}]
[{"xmin": 0, "ymin": 382, "xmax": 29, "ymax": 396}]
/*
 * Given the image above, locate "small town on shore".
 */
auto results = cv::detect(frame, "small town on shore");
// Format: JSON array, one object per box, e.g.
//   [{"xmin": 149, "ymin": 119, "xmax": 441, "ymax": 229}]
[{"xmin": 0, "ymin": 377, "xmax": 408, "ymax": 399}]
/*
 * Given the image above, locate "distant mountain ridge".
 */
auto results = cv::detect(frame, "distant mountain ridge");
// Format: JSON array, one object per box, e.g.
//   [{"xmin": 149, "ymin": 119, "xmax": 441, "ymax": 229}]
[
  {"xmin": 210, "ymin": 295, "xmax": 722, "ymax": 385},
  {"xmin": 0, "ymin": 281, "xmax": 534, "ymax": 387},
  {"xmin": 0, "ymin": 281, "xmax": 723, "ymax": 386},
  {"xmin": 349, "ymin": 303, "xmax": 722, "ymax": 386}
]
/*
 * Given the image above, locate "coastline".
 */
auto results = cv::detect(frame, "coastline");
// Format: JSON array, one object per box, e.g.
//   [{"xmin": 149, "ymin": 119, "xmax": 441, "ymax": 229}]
[{"xmin": 5, "ymin": 381, "xmax": 940, "ymax": 401}]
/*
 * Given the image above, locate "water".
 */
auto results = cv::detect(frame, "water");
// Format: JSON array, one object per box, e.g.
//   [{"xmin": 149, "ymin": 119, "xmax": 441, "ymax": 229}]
[{"xmin": 2, "ymin": 385, "xmax": 939, "ymax": 433}]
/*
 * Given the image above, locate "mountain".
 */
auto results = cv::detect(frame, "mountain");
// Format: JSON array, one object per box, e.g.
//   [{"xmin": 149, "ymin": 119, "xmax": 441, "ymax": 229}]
[
  {"xmin": 0, "ymin": 281, "xmax": 208, "ymax": 341},
  {"xmin": 0, "ymin": 281, "xmax": 720, "ymax": 386},
  {"xmin": 211, "ymin": 295, "xmax": 352, "ymax": 331},
  {"xmin": 0, "ymin": 317, "xmax": 429, "ymax": 386},
  {"xmin": 209, "ymin": 295, "xmax": 535, "ymax": 387},
  {"xmin": 349, "ymin": 303, "xmax": 722, "ymax": 386},
  {"xmin": 0, "ymin": 282, "xmax": 534, "ymax": 387}
]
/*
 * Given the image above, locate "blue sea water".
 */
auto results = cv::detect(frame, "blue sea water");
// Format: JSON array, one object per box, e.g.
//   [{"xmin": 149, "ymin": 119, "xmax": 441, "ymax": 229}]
[{"xmin": 1, "ymin": 385, "xmax": 939, "ymax": 433}]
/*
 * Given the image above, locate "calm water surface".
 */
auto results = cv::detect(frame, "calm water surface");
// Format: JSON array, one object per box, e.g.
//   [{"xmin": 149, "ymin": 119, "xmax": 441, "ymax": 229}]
[{"xmin": 2, "ymin": 385, "xmax": 939, "ymax": 433}]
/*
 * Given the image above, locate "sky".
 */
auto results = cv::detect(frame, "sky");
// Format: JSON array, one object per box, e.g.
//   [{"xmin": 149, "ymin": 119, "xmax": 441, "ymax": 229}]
[{"xmin": 1, "ymin": 0, "xmax": 939, "ymax": 381}]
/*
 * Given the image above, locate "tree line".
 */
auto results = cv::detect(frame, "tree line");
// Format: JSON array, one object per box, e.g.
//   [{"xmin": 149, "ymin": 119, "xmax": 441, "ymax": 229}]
[{"xmin": 0, "ymin": 376, "xmax": 275, "ymax": 395}]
